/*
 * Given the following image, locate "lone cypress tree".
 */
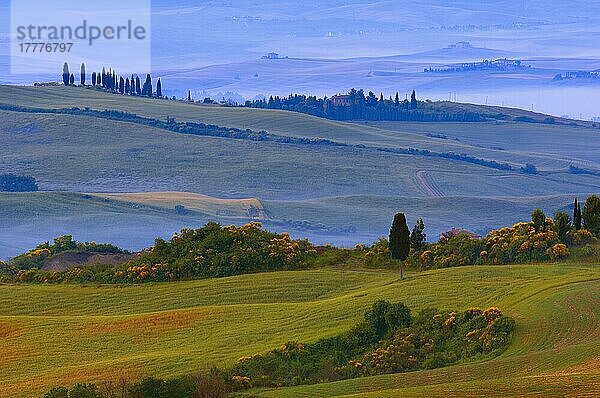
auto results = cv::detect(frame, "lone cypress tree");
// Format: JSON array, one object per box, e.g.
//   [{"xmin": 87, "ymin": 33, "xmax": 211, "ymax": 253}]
[
  {"xmin": 574, "ymin": 198, "xmax": 582, "ymax": 230},
  {"xmin": 80, "ymin": 63, "xmax": 86, "ymax": 85},
  {"xmin": 62, "ymin": 62, "xmax": 70, "ymax": 85},
  {"xmin": 156, "ymin": 78, "xmax": 162, "ymax": 98},
  {"xmin": 187, "ymin": 90, "xmax": 192, "ymax": 101},
  {"xmin": 389, "ymin": 213, "xmax": 410, "ymax": 279}
]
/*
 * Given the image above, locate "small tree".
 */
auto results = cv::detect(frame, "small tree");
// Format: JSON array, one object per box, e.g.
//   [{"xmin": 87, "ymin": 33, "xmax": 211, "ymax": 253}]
[
  {"xmin": 44, "ymin": 386, "xmax": 68, "ymax": 398},
  {"xmin": 582, "ymin": 195, "xmax": 600, "ymax": 237},
  {"xmin": 389, "ymin": 213, "xmax": 410, "ymax": 279},
  {"xmin": 80, "ymin": 63, "xmax": 86, "ymax": 85},
  {"xmin": 532, "ymin": 209, "xmax": 546, "ymax": 233},
  {"xmin": 91, "ymin": 72, "xmax": 97, "ymax": 86},
  {"xmin": 410, "ymin": 218, "xmax": 426, "ymax": 252},
  {"xmin": 573, "ymin": 198, "xmax": 582, "ymax": 230},
  {"xmin": 69, "ymin": 383, "xmax": 99, "ymax": 398},
  {"xmin": 554, "ymin": 211, "xmax": 571, "ymax": 243},
  {"xmin": 69, "ymin": 73, "xmax": 75, "ymax": 85}
]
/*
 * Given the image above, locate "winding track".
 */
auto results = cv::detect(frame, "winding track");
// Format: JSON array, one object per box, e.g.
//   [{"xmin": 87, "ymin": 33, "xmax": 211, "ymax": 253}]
[{"xmin": 416, "ymin": 170, "xmax": 444, "ymax": 197}]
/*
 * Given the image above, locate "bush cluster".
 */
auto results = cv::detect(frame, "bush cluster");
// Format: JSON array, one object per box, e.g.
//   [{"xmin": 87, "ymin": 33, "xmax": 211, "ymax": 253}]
[
  {"xmin": 225, "ymin": 301, "xmax": 513, "ymax": 390},
  {"xmin": 7, "ymin": 235, "xmax": 127, "ymax": 272},
  {"xmin": 5, "ymin": 223, "xmax": 316, "ymax": 284}
]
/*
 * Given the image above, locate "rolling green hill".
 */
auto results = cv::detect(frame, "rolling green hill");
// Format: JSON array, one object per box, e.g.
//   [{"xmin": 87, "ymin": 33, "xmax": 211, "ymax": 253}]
[{"xmin": 1, "ymin": 261, "xmax": 599, "ymax": 397}]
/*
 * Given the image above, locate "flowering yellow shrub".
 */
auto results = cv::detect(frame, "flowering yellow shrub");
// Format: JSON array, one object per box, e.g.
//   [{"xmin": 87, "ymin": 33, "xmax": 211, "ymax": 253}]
[
  {"xmin": 484, "ymin": 221, "xmax": 560, "ymax": 263},
  {"xmin": 26, "ymin": 248, "xmax": 51, "ymax": 257},
  {"xmin": 231, "ymin": 375, "xmax": 251, "ymax": 388},
  {"xmin": 571, "ymin": 229, "xmax": 596, "ymax": 246},
  {"xmin": 546, "ymin": 243, "xmax": 569, "ymax": 260},
  {"xmin": 280, "ymin": 341, "xmax": 305, "ymax": 354}
]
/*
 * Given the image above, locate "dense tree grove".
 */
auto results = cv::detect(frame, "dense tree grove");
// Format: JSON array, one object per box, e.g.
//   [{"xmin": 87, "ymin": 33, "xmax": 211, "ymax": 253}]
[
  {"xmin": 0, "ymin": 174, "xmax": 38, "ymax": 192},
  {"xmin": 245, "ymin": 88, "xmax": 490, "ymax": 122}
]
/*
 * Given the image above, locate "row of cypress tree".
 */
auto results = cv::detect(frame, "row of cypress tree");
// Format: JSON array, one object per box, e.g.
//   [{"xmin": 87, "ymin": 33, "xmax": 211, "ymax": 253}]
[{"xmin": 61, "ymin": 62, "xmax": 162, "ymax": 98}]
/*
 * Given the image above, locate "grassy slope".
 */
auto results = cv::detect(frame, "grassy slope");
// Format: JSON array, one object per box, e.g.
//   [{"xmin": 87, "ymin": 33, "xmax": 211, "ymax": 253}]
[
  {"xmin": 1, "ymin": 261, "xmax": 599, "ymax": 397},
  {"xmin": 1, "ymin": 85, "xmax": 599, "ymax": 172}
]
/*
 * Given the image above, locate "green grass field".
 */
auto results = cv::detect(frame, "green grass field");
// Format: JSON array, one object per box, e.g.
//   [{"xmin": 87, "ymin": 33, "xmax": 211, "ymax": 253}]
[{"xmin": 1, "ymin": 259, "xmax": 599, "ymax": 397}]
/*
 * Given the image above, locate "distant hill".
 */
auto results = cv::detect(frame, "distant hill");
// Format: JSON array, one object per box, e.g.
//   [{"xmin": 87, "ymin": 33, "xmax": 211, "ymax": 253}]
[{"xmin": 0, "ymin": 85, "xmax": 598, "ymax": 258}]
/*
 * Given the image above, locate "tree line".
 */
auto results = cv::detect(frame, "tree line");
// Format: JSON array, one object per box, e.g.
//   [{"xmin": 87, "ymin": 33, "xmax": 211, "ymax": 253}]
[
  {"xmin": 386, "ymin": 195, "xmax": 600, "ymax": 275},
  {"xmin": 0, "ymin": 174, "xmax": 38, "ymax": 192},
  {"xmin": 244, "ymin": 89, "xmax": 487, "ymax": 122},
  {"xmin": 61, "ymin": 62, "xmax": 162, "ymax": 98}
]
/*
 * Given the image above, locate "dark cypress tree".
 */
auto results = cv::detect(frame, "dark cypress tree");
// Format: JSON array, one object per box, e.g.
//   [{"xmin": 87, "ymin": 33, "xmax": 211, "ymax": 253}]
[
  {"xmin": 125, "ymin": 78, "xmax": 130, "ymax": 95},
  {"xmin": 395, "ymin": 92, "xmax": 400, "ymax": 106},
  {"xmin": 156, "ymin": 78, "xmax": 162, "ymax": 98},
  {"xmin": 410, "ymin": 218, "xmax": 426, "ymax": 252},
  {"xmin": 574, "ymin": 198, "xmax": 582, "ymax": 230},
  {"xmin": 62, "ymin": 62, "xmax": 70, "ymax": 85},
  {"xmin": 532, "ymin": 209, "xmax": 547, "ymax": 233},
  {"xmin": 69, "ymin": 73, "xmax": 75, "ymax": 85},
  {"xmin": 135, "ymin": 76, "xmax": 141, "ymax": 95},
  {"xmin": 101, "ymin": 67, "xmax": 106, "ymax": 88},
  {"xmin": 582, "ymin": 195, "xmax": 600, "ymax": 237},
  {"xmin": 389, "ymin": 213, "xmax": 410, "ymax": 279},
  {"xmin": 80, "ymin": 63, "xmax": 86, "ymax": 85},
  {"xmin": 119, "ymin": 77, "xmax": 125, "ymax": 94},
  {"xmin": 187, "ymin": 90, "xmax": 192, "ymax": 101},
  {"xmin": 554, "ymin": 211, "xmax": 571, "ymax": 243},
  {"xmin": 141, "ymin": 74, "xmax": 152, "ymax": 97},
  {"xmin": 410, "ymin": 90, "xmax": 417, "ymax": 109},
  {"xmin": 92, "ymin": 72, "xmax": 97, "ymax": 86}
]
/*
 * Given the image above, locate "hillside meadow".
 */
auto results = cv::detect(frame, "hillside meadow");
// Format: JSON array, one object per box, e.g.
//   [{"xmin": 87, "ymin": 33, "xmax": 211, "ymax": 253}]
[{"xmin": 1, "ymin": 260, "xmax": 599, "ymax": 397}]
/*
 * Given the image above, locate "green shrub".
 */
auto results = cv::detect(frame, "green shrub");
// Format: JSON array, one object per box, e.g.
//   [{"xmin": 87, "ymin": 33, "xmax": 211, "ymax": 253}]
[{"xmin": 44, "ymin": 386, "xmax": 68, "ymax": 398}]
